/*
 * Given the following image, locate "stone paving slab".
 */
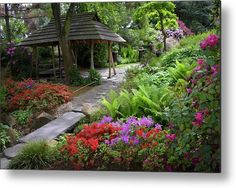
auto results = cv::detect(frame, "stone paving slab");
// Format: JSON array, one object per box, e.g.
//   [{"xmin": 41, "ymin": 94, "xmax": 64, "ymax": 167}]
[
  {"xmin": 3, "ymin": 143, "xmax": 25, "ymax": 158},
  {"xmin": 0, "ymin": 158, "xmax": 10, "ymax": 169},
  {"xmin": 19, "ymin": 112, "xmax": 85, "ymax": 143}
]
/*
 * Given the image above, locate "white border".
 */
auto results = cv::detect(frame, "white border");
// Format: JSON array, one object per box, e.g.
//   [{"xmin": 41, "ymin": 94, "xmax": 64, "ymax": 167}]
[{"xmin": 1, "ymin": 0, "xmax": 236, "ymax": 188}]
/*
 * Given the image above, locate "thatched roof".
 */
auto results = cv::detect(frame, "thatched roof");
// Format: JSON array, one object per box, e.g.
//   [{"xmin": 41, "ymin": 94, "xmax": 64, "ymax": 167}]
[{"xmin": 19, "ymin": 12, "xmax": 126, "ymax": 46}]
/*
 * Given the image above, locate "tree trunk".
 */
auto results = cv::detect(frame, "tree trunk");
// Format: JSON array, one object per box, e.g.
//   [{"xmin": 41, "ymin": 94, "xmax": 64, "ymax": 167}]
[
  {"xmin": 51, "ymin": 3, "xmax": 76, "ymax": 82},
  {"xmin": 4, "ymin": 4, "xmax": 12, "ymax": 42},
  {"xmin": 159, "ymin": 13, "xmax": 167, "ymax": 51}
]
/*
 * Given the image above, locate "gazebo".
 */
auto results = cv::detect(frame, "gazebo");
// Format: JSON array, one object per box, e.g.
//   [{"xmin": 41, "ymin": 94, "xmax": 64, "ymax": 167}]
[{"xmin": 19, "ymin": 12, "xmax": 126, "ymax": 79}]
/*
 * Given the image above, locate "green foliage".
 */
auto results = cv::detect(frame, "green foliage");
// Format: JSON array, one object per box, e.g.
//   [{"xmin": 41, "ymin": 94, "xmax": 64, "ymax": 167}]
[
  {"xmin": 0, "ymin": 123, "xmax": 10, "ymax": 152},
  {"xmin": 0, "ymin": 84, "xmax": 8, "ymax": 111},
  {"xmin": 120, "ymin": 46, "xmax": 139, "ymax": 64},
  {"xmin": 9, "ymin": 141, "xmax": 56, "ymax": 169},
  {"xmin": 157, "ymin": 46, "xmax": 203, "ymax": 68},
  {"xmin": 174, "ymin": 1, "xmax": 215, "ymax": 33},
  {"xmin": 11, "ymin": 109, "xmax": 33, "ymax": 126},
  {"xmin": 68, "ymin": 68, "xmax": 85, "ymax": 86},
  {"xmin": 88, "ymin": 69, "xmax": 102, "ymax": 85},
  {"xmin": 134, "ymin": 2, "xmax": 178, "ymax": 30},
  {"xmin": 102, "ymin": 84, "xmax": 173, "ymax": 123},
  {"xmin": 168, "ymin": 61, "xmax": 195, "ymax": 83},
  {"xmin": 69, "ymin": 68, "xmax": 102, "ymax": 86}
]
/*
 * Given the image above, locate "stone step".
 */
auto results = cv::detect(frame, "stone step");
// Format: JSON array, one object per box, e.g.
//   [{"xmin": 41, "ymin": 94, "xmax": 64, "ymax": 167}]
[
  {"xmin": 0, "ymin": 158, "xmax": 11, "ymax": 169},
  {"xmin": 19, "ymin": 112, "xmax": 85, "ymax": 143},
  {"xmin": 3, "ymin": 143, "xmax": 25, "ymax": 158}
]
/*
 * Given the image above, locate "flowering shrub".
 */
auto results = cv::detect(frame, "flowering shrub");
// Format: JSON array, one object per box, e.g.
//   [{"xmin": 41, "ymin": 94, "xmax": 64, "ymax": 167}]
[
  {"xmin": 167, "ymin": 33, "xmax": 220, "ymax": 172},
  {"xmin": 58, "ymin": 116, "xmax": 179, "ymax": 171},
  {"xmin": 177, "ymin": 20, "xmax": 194, "ymax": 36},
  {"xmin": 5, "ymin": 79, "xmax": 73, "ymax": 111}
]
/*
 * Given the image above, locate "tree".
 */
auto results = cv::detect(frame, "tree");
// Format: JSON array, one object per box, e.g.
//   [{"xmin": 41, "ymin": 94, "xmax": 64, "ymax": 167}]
[
  {"xmin": 134, "ymin": 2, "xmax": 177, "ymax": 51},
  {"xmin": 51, "ymin": 3, "xmax": 76, "ymax": 81},
  {"xmin": 4, "ymin": 4, "xmax": 12, "ymax": 42}
]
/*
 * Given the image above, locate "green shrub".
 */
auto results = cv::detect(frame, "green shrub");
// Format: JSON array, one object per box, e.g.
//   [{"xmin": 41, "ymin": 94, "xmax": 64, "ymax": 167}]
[
  {"xmin": 102, "ymin": 84, "xmax": 173, "ymax": 123},
  {"xmin": 88, "ymin": 69, "xmax": 102, "ymax": 85},
  {"xmin": 68, "ymin": 68, "xmax": 86, "ymax": 86},
  {"xmin": 9, "ymin": 141, "xmax": 56, "ymax": 169},
  {"xmin": 11, "ymin": 109, "xmax": 33, "ymax": 126},
  {"xmin": 0, "ymin": 84, "xmax": 7, "ymax": 111},
  {"xmin": 0, "ymin": 123, "xmax": 10, "ymax": 152},
  {"xmin": 158, "ymin": 46, "xmax": 203, "ymax": 68},
  {"xmin": 120, "ymin": 45, "xmax": 139, "ymax": 64}
]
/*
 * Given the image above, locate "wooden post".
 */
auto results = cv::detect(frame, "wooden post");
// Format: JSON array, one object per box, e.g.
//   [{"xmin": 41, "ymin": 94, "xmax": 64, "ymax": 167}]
[
  {"xmin": 32, "ymin": 46, "xmax": 39, "ymax": 80},
  {"xmin": 51, "ymin": 46, "xmax": 57, "ymax": 80},
  {"xmin": 110, "ymin": 43, "xmax": 116, "ymax": 75},
  {"xmin": 58, "ymin": 44, "xmax": 62, "ymax": 79},
  {"xmin": 90, "ymin": 40, "xmax": 94, "ymax": 69},
  {"xmin": 108, "ymin": 41, "xmax": 111, "ymax": 78}
]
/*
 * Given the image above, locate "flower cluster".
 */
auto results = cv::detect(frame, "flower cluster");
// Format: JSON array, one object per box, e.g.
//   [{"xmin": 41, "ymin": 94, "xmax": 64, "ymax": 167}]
[
  {"xmin": 177, "ymin": 20, "xmax": 194, "ymax": 36},
  {"xmin": 6, "ymin": 42, "xmax": 16, "ymax": 57},
  {"xmin": 200, "ymin": 34, "xmax": 219, "ymax": 50},
  {"xmin": 5, "ymin": 79, "xmax": 73, "ymax": 111},
  {"xmin": 166, "ymin": 29, "xmax": 184, "ymax": 40},
  {"xmin": 60, "ymin": 116, "xmax": 176, "ymax": 170}
]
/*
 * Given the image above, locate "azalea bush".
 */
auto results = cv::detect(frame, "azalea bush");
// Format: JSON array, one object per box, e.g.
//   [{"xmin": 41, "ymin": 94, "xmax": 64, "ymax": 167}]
[
  {"xmin": 57, "ymin": 116, "xmax": 179, "ymax": 171},
  {"xmin": 5, "ymin": 79, "xmax": 73, "ymax": 112},
  {"xmin": 166, "ymin": 33, "xmax": 220, "ymax": 172}
]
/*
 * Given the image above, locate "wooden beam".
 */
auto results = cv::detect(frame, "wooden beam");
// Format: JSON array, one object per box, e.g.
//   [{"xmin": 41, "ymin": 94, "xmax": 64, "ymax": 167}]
[
  {"xmin": 32, "ymin": 46, "xmax": 39, "ymax": 80},
  {"xmin": 90, "ymin": 40, "xmax": 94, "ymax": 69},
  {"xmin": 108, "ymin": 41, "xmax": 111, "ymax": 78},
  {"xmin": 110, "ymin": 42, "xmax": 116, "ymax": 75},
  {"xmin": 51, "ymin": 46, "xmax": 57, "ymax": 80},
  {"xmin": 58, "ymin": 44, "xmax": 62, "ymax": 79}
]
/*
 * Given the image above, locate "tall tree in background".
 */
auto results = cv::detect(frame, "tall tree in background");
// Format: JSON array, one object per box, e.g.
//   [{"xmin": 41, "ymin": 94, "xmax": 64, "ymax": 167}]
[
  {"xmin": 4, "ymin": 4, "xmax": 11, "ymax": 42},
  {"xmin": 135, "ymin": 2, "xmax": 177, "ymax": 51},
  {"xmin": 51, "ymin": 3, "xmax": 76, "ymax": 81}
]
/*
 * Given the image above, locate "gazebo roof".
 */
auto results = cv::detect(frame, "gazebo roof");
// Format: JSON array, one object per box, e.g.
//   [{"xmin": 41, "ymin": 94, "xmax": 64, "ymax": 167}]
[{"xmin": 19, "ymin": 12, "xmax": 126, "ymax": 46}]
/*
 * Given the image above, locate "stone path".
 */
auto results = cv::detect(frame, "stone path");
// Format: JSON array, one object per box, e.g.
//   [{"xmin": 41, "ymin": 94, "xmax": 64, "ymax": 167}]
[
  {"xmin": 72, "ymin": 64, "xmax": 137, "ymax": 111},
  {"xmin": 1, "ymin": 64, "xmax": 137, "ymax": 169}
]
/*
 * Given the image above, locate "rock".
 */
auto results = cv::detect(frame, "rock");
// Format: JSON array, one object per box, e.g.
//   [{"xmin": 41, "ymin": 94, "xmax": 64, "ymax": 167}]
[
  {"xmin": 0, "ymin": 158, "xmax": 10, "ymax": 169},
  {"xmin": 81, "ymin": 103, "xmax": 98, "ymax": 117},
  {"xmin": 0, "ymin": 113, "xmax": 16, "ymax": 127},
  {"xmin": 3, "ymin": 143, "xmax": 25, "ymax": 158},
  {"xmin": 56, "ymin": 102, "xmax": 73, "ymax": 117},
  {"xmin": 32, "ymin": 112, "xmax": 55, "ymax": 130},
  {"xmin": 166, "ymin": 37, "xmax": 179, "ymax": 50}
]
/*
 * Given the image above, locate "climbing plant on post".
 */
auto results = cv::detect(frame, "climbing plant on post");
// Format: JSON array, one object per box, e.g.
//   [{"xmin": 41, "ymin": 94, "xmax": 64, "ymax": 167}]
[
  {"xmin": 51, "ymin": 3, "xmax": 76, "ymax": 81},
  {"xmin": 134, "ymin": 2, "xmax": 178, "ymax": 51}
]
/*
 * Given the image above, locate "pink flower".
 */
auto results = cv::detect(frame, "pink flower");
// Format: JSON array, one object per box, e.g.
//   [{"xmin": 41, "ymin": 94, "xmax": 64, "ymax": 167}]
[
  {"xmin": 195, "ymin": 66, "xmax": 202, "ymax": 71},
  {"xmin": 211, "ymin": 65, "xmax": 218, "ymax": 77},
  {"xmin": 192, "ymin": 112, "xmax": 204, "ymax": 127},
  {"xmin": 166, "ymin": 134, "xmax": 176, "ymax": 141},
  {"xmin": 197, "ymin": 59, "xmax": 204, "ymax": 65},
  {"xmin": 200, "ymin": 40, "xmax": 208, "ymax": 50},
  {"xmin": 186, "ymin": 88, "xmax": 192, "ymax": 94},
  {"xmin": 195, "ymin": 112, "xmax": 203, "ymax": 122},
  {"xmin": 206, "ymin": 34, "xmax": 219, "ymax": 47}
]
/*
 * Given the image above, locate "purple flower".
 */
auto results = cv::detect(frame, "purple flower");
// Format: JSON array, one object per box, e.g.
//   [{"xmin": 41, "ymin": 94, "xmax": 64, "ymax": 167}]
[
  {"xmin": 104, "ymin": 140, "xmax": 110, "ymax": 145},
  {"xmin": 110, "ymin": 138, "xmax": 119, "ymax": 146},
  {"xmin": 130, "ymin": 136, "xmax": 139, "ymax": 145},
  {"xmin": 211, "ymin": 65, "xmax": 218, "ymax": 77},
  {"xmin": 100, "ymin": 116, "xmax": 113, "ymax": 124},
  {"xmin": 186, "ymin": 88, "xmax": 192, "ymax": 94},
  {"xmin": 121, "ymin": 123, "xmax": 130, "ymax": 135},
  {"xmin": 121, "ymin": 135, "xmax": 129, "ymax": 144},
  {"xmin": 138, "ymin": 116, "xmax": 154, "ymax": 127},
  {"xmin": 126, "ymin": 116, "xmax": 139, "ymax": 126},
  {"xmin": 166, "ymin": 134, "xmax": 176, "ymax": 141},
  {"xmin": 195, "ymin": 66, "xmax": 202, "ymax": 72},
  {"xmin": 154, "ymin": 123, "xmax": 162, "ymax": 130}
]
